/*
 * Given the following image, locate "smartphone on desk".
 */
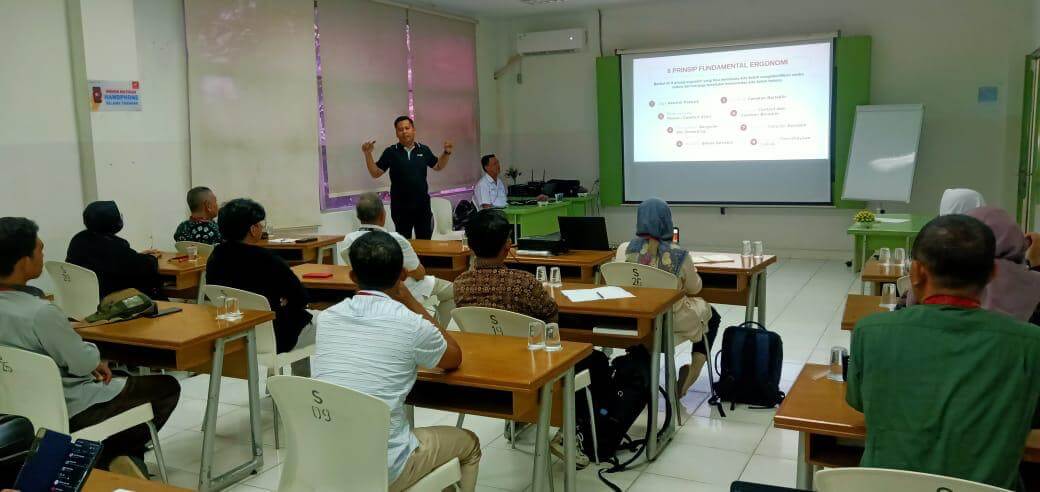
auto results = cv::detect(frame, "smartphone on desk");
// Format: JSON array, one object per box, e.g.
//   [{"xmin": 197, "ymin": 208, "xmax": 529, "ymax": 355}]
[{"xmin": 147, "ymin": 306, "xmax": 183, "ymax": 318}]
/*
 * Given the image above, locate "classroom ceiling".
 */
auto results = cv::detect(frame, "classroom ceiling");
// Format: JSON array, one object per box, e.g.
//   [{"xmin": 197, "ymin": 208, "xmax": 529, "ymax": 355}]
[{"xmin": 393, "ymin": 0, "xmax": 660, "ymax": 19}]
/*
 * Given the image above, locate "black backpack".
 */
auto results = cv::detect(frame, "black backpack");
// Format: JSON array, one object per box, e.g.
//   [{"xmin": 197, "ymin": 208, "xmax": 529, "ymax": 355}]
[
  {"xmin": 0, "ymin": 415, "xmax": 33, "ymax": 487},
  {"xmin": 576, "ymin": 345, "xmax": 650, "ymax": 461},
  {"xmin": 452, "ymin": 200, "xmax": 477, "ymax": 231},
  {"xmin": 715, "ymin": 321, "xmax": 785, "ymax": 409}
]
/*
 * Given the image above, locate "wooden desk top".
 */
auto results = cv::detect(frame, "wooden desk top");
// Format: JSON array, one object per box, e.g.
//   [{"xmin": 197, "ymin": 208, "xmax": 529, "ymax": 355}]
[
  {"xmin": 506, "ymin": 249, "xmax": 614, "ymax": 267},
  {"xmin": 257, "ymin": 235, "xmax": 343, "ymax": 250},
  {"xmin": 860, "ymin": 259, "xmax": 907, "ymax": 283},
  {"xmin": 841, "ymin": 294, "xmax": 887, "ymax": 331},
  {"xmin": 293, "ymin": 263, "xmax": 357, "ymax": 291},
  {"xmin": 85, "ymin": 469, "xmax": 192, "ymax": 491},
  {"xmin": 76, "ymin": 302, "xmax": 274, "ymax": 350},
  {"xmin": 418, "ymin": 332, "xmax": 592, "ymax": 393},
  {"xmin": 553, "ymin": 282, "xmax": 682, "ymax": 319},
  {"xmin": 157, "ymin": 251, "xmax": 207, "ymax": 275},
  {"xmin": 410, "ymin": 239, "xmax": 472, "ymax": 257},
  {"xmin": 688, "ymin": 252, "xmax": 777, "ymax": 275},
  {"xmin": 775, "ymin": 364, "xmax": 1040, "ymax": 461}
]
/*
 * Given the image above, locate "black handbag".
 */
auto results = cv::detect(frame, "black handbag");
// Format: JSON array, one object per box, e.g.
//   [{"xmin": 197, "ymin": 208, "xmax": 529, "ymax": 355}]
[{"xmin": 0, "ymin": 414, "xmax": 34, "ymax": 487}]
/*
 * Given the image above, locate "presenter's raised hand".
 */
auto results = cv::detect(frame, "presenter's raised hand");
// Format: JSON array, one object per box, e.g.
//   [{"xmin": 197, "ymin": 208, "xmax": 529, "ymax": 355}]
[
  {"xmin": 361, "ymin": 140, "xmax": 377, "ymax": 155},
  {"xmin": 443, "ymin": 140, "xmax": 454, "ymax": 155}
]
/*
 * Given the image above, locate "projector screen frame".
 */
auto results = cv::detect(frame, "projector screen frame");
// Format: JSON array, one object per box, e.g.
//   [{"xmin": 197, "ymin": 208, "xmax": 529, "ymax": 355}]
[{"xmin": 618, "ymin": 33, "xmax": 840, "ymax": 207}]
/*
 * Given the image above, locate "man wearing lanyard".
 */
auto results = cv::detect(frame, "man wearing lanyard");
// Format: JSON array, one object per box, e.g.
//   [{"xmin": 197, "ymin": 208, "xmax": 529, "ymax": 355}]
[
  {"xmin": 845, "ymin": 214, "xmax": 1040, "ymax": 490},
  {"xmin": 362, "ymin": 116, "xmax": 453, "ymax": 239},
  {"xmin": 473, "ymin": 154, "xmax": 507, "ymax": 209}
]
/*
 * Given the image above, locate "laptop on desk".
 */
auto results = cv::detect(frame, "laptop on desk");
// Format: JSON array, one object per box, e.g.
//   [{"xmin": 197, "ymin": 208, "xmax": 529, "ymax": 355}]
[{"xmin": 558, "ymin": 216, "xmax": 610, "ymax": 251}]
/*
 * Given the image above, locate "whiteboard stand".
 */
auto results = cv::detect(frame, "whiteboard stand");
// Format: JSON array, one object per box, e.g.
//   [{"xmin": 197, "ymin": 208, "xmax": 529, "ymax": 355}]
[{"xmin": 841, "ymin": 104, "xmax": 925, "ymax": 204}]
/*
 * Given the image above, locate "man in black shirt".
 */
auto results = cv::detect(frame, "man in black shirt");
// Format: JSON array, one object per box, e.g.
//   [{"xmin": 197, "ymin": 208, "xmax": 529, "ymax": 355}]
[
  {"xmin": 362, "ymin": 116, "xmax": 453, "ymax": 239},
  {"xmin": 205, "ymin": 199, "xmax": 315, "ymax": 356}
]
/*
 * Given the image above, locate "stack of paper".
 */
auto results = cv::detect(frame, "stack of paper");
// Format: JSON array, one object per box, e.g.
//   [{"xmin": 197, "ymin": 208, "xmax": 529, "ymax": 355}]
[{"xmin": 561, "ymin": 286, "xmax": 635, "ymax": 303}]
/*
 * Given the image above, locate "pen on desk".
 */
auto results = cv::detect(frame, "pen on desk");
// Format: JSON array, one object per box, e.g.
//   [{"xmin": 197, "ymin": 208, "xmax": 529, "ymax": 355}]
[{"xmin": 596, "ymin": 291, "xmax": 604, "ymax": 299}]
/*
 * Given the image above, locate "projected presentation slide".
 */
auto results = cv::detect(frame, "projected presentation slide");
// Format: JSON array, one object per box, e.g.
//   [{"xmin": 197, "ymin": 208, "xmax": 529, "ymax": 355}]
[{"xmin": 632, "ymin": 42, "xmax": 831, "ymax": 162}]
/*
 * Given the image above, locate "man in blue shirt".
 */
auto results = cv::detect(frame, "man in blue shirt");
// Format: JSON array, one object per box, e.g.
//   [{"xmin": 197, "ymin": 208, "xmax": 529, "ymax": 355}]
[{"xmin": 362, "ymin": 116, "xmax": 453, "ymax": 239}]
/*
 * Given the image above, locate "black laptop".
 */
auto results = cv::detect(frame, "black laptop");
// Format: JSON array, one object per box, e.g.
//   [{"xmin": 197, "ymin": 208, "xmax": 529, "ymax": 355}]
[{"xmin": 558, "ymin": 216, "xmax": 610, "ymax": 251}]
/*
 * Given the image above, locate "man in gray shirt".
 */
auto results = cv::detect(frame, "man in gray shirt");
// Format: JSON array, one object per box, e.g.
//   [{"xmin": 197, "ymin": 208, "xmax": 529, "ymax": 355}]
[{"xmin": 0, "ymin": 217, "xmax": 180, "ymax": 479}]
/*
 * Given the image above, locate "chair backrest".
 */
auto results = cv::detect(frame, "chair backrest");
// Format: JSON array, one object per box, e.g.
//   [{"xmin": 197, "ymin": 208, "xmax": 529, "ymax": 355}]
[
  {"xmin": 0, "ymin": 346, "xmax": 70, "ymax": 433},
  {"xmin": 895, "ymin": 275, "xmax": 911, "ymax": 297},
  {"xmin": 431, "ymin": 197, "xmax": 454, "ymax": 236},
  {"xmin": 815, "ymin": 467, "xmax": 1006, "ymax": 492},
  {"xmin": 267, "ymin": 375, "xmax": 390, "ymax": 492},
  {"xmin": 201, "ymin": 285, "xmax": 277, "ymax": 356},
  {"xmin": 599, "ymin": 262, "xmax": 680, "ymax": 290},
  {"xmin": 174, "ymin": 240, "xmax": 215, "ymax": 257},
  {"xmin": 451, "ymin": 306, "xmax": 541, "ymax": 338},
  {"xmin": 43, "ymin": 261, "xmax": 100, "ymax": 321}
]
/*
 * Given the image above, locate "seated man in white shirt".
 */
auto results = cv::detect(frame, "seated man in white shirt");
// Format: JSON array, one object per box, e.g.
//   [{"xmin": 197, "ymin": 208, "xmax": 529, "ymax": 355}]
[
  {"xmin": 473, "ymin": 154, "xmax": 507, "ymax": 209},
  {"xmin": 314, "ymin": 231, "xmax": 480, "ymax": 492},
  {"xmin": 342, "ymin": 192, "xmax": 454, "ymax": 324}
]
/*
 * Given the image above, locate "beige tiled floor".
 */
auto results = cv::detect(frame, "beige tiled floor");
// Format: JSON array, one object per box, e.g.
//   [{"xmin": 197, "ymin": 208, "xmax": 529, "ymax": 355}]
[{"xmin": 143, "ymin": 257, "xmax": 859, "ymax": 490}]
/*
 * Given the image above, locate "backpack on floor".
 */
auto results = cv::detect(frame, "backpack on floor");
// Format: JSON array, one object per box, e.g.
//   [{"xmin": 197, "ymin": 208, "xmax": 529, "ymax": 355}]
[
  {"xmin": 715, "ymin": 321, "xmax": 785, "ymax": 409},
  {"xmin": 0, "ymin": 414, "xmax": 33, "ymax": 487},
  {"xmin": 452, "ymin": 200, "xmax": 477, "ymax": 231},
  {"xmin": 576, "ymin": 345, "xmax": 651, "ymax": 461}
]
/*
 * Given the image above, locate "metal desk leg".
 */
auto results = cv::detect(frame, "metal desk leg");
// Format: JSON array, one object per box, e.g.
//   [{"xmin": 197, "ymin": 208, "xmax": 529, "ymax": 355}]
[
  {"xmin": 647, "ymin": 315, "xmax": 663, "ymax": 460},
  {"xmin": 663, "ymin": 310, "xmax": 681, "ymax": 428},
  {"xmin": 532, "ymin": 383, "xmax": 554, "ymax": 492},
  {"xmin": 562, "ymin": 368, "xmax": 576, "ymax": 492},
  {"xmin": 756, "ymin": 272, "xmax": 767, "ymax": 325},
  {"xmin": 796, "ymin": 433, "xmax": 813, "ymax": 490},
  {"xmin": 744, "ymin": 273, "xmax": 760, "ymax": 322},
  {"xmin": 197, "ymin": 330, "xmax": 264, "ymax": 492}
]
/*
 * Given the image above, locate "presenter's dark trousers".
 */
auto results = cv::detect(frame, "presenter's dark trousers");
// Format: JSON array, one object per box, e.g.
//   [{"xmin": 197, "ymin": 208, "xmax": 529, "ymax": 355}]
[{"xmin": 391, "ymin": 202, "xmax": 434, "ymax": 239}]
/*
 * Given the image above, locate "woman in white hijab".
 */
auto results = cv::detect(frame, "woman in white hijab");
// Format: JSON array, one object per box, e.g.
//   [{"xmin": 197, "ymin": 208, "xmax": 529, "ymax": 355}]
[{"xmin": 939, "ymin": 188, "xmax": 985, "ymax": 215}]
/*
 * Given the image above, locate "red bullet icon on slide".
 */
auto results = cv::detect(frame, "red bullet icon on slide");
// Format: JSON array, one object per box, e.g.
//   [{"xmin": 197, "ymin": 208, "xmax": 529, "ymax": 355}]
[
  {"xmin": 649, "ymin": 100, "xmax": 656, "ymax": 107},
  {"xmin": 740, "ymin": 124, "xmax": 747, "ymax": 131},
  {"xmin": 676, "ymin": 141, "xmax": 683, "ymax": 147},
  {"xmin": 751, "ymin": 139, "xmax": 758, "ymax": 145},
  {"xmin": 721, "ymin": 97, "xmax": 728, "ymax": 103},
  {"xmin": 658, "ymin": 113, "xmax": 665, "ymax": 120},
  {"xmin": 730, "ymin": 110, "xmax": 738, "ymax": 117},
  {"xmin": 667, "ymin": 127, "xmax": 674, "ymax": 133}
]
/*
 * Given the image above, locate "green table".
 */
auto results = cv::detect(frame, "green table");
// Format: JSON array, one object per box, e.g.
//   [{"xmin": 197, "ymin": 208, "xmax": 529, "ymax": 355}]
[
  {"xmin": 504, "ymin": 201, "xmax": 570, "ymax": 238},
  {"xmin": 846, "ymin": 214, "xmax": 930, "ymax": 272},
  {"xmin": 562, "ymin": 195, "xmax": 594, "ymax": 216}
]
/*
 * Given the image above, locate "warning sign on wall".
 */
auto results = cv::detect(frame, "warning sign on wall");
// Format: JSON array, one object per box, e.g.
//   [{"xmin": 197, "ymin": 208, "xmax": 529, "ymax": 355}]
[{"xmin": 88, "ymin": 80, "xmax": 142, "ymax": 112}]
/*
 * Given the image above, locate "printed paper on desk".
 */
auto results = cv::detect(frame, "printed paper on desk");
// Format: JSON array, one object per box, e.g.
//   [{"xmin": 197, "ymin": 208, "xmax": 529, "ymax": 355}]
[
  {"xmin": 267, "ymin": 238, "xmax": 297, "ymax": 244},
  {"xmin": 405, "ymin": 275, "xmax": 436, "ymax": 299},
  {"xmin": 562, "ymin": 286, "xmax": 635, "ymax": 303},
  {"xmin": 874, "ymin": 218, "xmax": 909, "ymax": 224},
  {"xmin": 691, "ymin": 254, "xmax": 733, "ymax": 264}
]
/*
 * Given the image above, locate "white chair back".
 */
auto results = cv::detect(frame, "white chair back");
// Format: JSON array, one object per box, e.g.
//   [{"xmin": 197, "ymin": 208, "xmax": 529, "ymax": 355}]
[
  {"xmin": 201, "ymin": 285, "xmax": 277, "ymax": 356},
  {"xmin": 431, "ymin": 197, "xmax": 454, "ymax": 237},
  {"xmin": 451, "ymin": 306, "xmax": 541, "ymax": 338},
  {"xmin": 599, "ymin": 262, "xmax": 680, "ymax": 289},
  {"xmin": 895, "ymin": 275, "xmax": 911, "ymax": 297},
  {"xmin": 174, "ymin": 240, "xmax": 214, "ymax": 257},
  {"xmin": 815, "ymin": 467, "xmax": 1006, "ymax": 492},
  {"xmin": 0, "ymin": 346, "xmax": 70, "ymax": 433},
  {"xmin": 267, "ymin": 376, "xmax": 390, "ymax": 492},
  {"xmin": 44, "ymin": 261, "xmax": 100, "ymax": 321}
]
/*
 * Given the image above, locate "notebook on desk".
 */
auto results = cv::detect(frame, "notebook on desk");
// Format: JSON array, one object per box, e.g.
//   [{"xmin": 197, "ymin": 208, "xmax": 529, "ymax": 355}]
[{"xmin": 690, "ymin": 254, "xmax": 733, "ymax": 264}]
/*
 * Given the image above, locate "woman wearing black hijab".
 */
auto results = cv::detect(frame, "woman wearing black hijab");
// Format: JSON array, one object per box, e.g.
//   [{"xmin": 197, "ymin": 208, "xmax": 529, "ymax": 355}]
[{"xmin": 66, "ymin": 201, "xmax": 164, "ymax": 299}]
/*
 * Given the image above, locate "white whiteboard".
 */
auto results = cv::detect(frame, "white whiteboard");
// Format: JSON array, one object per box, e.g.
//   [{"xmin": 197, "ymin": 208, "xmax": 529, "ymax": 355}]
[{"xmin": 841, "ymin": 104, "xmax": 924, "ymax": 203}]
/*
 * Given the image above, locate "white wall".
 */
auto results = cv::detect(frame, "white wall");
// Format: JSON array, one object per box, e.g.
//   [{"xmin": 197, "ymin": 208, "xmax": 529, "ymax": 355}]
[{"xmin": 478, "ymin": 0, "xmax": 1033, "ymax": 255}]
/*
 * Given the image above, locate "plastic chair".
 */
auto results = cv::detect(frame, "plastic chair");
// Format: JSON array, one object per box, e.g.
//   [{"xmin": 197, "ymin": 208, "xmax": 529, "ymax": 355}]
[
  {"xmin": 0, "ymin": 346, "xmax": 169, "ymax": 483},
  {"xmin": 431, "ymin": 198, "xmax": 465, "ymax": 241},
  {"xmin": 266, "ymin": 376, "xmax": 461, "ymax": 492},
  {"xmin": 815, "ymin": 467, "xmax": 1006, "ymax": 492},
  {"xmin": 44, "ymin": 261, "xmax": 100, "ymax": 321},
  {"xmin": 174, "ymin": 241, "xmax": 215, "ymax": 257},
  {"xmin": 895, "ymin": 275, "xmax": 911, "ymax": 297},
  {"xmin": 450, "ymin": 306, "xmax": 600, "ymax": 461},
  {"xmin": 201, "ymin": 285, "xmax": 315, "ymax": 448}
]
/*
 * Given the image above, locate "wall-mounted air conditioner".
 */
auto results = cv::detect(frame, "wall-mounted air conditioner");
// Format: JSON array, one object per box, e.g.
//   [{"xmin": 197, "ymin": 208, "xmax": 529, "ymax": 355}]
[{"xmin": 516, "ymin": 28, "xmax": 586, "ymax": 55}]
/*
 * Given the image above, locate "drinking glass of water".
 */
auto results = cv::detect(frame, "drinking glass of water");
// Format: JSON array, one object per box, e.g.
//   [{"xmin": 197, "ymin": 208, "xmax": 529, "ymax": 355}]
[
  {"xmin": 215, "ymin": 295, "xmax": 228, "ymax": 320},
  {"xmin": 741, "ymin": 240, "xmax": 752, "ymax": 258},
  {"xmin": 528, "ymin": 321, "xmax": 545, "ymax": 350},
  {"xmin": 878, "ymin": 247, "xmax": 892, "ymax": 266},
  {"xmin": 893, "ymin": 248, "xmax": 907, "ymax": 271},
  {"xmin": 224, "ymin": 297, "xmax": 242, "ymax": 320},
  {"xmin": 753, "ymin": 241, "xmax": 764, "ymax": 259},
  {"xmin": 544, "ymin": 323, "xmax": 562, "ymax": 352},
  {"xmin": 550, "ymin": 267, "xmax": 563, "ymax": 288},
  {"xmin": 186, "ymin": 245, "xmax": 198, "ymax": 263},
  {"xmin": 536, "ymin": 266, "xmax": 548, "ymax": 287},
  {"xmin": 880, "ymin": 284, "xmax": 898, "ymax": 311},
  {"xmin": 461, "ymin": 236, "xmax": 469, "ymax": 251}
]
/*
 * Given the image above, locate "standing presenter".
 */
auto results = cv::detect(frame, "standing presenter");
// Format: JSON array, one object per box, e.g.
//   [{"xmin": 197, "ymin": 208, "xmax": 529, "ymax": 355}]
[{"xmin": 362, "ymin": 116, "xmax": 453, "ymax": 239}]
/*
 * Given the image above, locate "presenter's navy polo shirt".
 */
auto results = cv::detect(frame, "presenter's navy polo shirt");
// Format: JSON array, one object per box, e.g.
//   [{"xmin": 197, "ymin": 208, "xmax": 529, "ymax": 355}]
[{"xmin": 376, "ymin": 142, "xmax": 439, "ymax": 208}]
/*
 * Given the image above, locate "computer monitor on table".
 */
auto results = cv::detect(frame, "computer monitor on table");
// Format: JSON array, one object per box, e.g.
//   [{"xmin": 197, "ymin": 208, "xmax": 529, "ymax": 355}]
[{"xmin": 558, "ymin": 216, "xmax": 610, "ymax": 251}]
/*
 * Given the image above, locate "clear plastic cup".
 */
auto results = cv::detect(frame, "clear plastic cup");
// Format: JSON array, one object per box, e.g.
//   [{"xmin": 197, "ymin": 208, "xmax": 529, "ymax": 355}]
[
  {"xmin": 461, "ymin": 236, "xmax": 469, "ymax": 251},
  {"xmin": 186, "ymin": 245, "xmax": 198, "ymax": 263},
  {"xmin": 224, "ymin": 297, "xmax": 242, "ymax": 320},
  {"xmin": 528, "ymin": 321, "xmax": 545, "ymax": 350},
  {"xmin": 741, "ymin": 240, "xmax": 752, "ymax": 258},
  {"xmin": 880, "ymin": 284, "xmax": 898, "ymax": 311},
  {"xmin": 536, "ymin": 266, "xmax": 548, "ymax": 287},
  {"xmin": 753, "ymin": 241, "xmax": 764, "ymax": 259},
  {"xmin": 893, "ymin": 248, "xmax": 906, "ymax": 269},
  {"xmin": 544, "ymin": 323, "xmax": 562, "ymax": 352},
  {"xmin": 550, "ymin": 267, "xmax": 563, "ymax": 288},
  {"xmin": 878, "ymin": 247, "xmax": 892, "ymax": 266},
  {"xmin": 215, "ymin": 295, "xmax": 228, "ymax": 320}
]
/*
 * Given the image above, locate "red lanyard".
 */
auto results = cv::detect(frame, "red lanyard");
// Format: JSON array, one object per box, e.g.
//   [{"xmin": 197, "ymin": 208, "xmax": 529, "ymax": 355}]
[{"xmin": 922, "ymin": 295, "xmax": 981, "ymax": 309}]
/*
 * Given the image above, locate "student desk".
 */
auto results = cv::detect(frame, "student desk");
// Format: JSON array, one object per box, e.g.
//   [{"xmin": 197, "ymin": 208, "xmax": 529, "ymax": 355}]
[
  {"xmin": 846, "ymin": 214, "xmax": 929, "ymax": 272},
  {"xmin": 157, "ymin": 252, "xmax": 207, "ymax": 299},
  {"xmin": 551, "ymin": 282, "xmax": 683, "ymax": 460},
  {"xmin": 505, "ymin": 249, "xmax": 614, "ymax": 284},
  {"xmin": 774, "ymin": 364, "xmax": 1040, "ymax": 489},
  {"xmin": 859, "ymin": 259, "xmax": 906, "ymax": 295},
  {"xmin": 691, "ymin": 253, "xmax": 776, "ymax": 323},
  {"xmin": 75, "ymin": 303, "xmax": 274, "ymax": 492},
  {"xmin": 503, "ymin": 201, "xmax": 571, "ymax": 237},
  {"xmin": 257, "ymin": 235, "xmax": 343, "ymax": 265},
  {"xmin": 84, "ymin": 469, "xmax": 193, "ymax": 491},
  {"xmin": 841, "ymin": 294, "xmax": 886, "ymax": 331},
  {"xmin": 292, "ymin": 263, "xmax": 356, "ymax": 307},
  {"xmin": 410, "ymin": 239, "xmax": 472, "ymax": 280},
  {"xmin": 409, "ymin": 332, "xmax": 591, "ymax": 492}
]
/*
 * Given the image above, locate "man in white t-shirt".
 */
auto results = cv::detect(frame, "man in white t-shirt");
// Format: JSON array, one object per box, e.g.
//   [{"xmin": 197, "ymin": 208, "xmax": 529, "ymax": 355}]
[
  {"xmin": 314, "ymin": 231, "xmax": 479, "ymax": 491},
  {"xmin": 342, "ymin": 192, "xmax": 454, "ymax": 324},
  {"xmin": 473, "ymin": 154, "xmax": 507, "ymax": 209}
]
